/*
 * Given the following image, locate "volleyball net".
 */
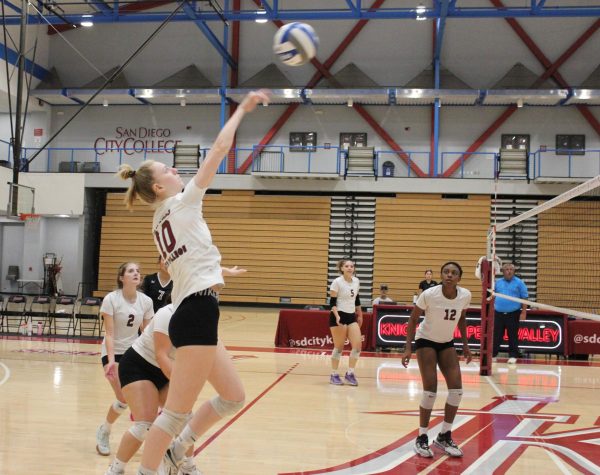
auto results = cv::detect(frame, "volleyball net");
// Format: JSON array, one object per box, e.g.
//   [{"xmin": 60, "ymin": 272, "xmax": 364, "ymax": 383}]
[{"xmin": 479, "ymin": 175, "xmax": 600, "ymax": 374}]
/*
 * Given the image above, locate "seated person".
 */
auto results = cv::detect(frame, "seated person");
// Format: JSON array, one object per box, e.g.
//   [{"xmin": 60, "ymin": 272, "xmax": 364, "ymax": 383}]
[{"xmin": 372, "ymin": 284, "xmax": 396, "ymax": 305}]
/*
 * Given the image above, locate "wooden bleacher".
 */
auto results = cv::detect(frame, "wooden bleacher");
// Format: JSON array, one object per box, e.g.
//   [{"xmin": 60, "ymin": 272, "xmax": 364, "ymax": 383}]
[
  {"xmin": 372, "ymin": 194, "xmax": 490, "ymax": 305},
  {"xmin": 97, "ymin": 191, "xmax": 331, "ymax": 305}
]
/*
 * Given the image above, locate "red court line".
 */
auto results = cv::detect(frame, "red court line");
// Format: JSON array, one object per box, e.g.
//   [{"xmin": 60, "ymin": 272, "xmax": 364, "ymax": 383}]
[
  {"xmin": 193, "ymin": 362, "xmax": 299, "ymax": 456},
  {"xmin": 226, "ymin": 345, "xmax": 600, "ymax": 367}
]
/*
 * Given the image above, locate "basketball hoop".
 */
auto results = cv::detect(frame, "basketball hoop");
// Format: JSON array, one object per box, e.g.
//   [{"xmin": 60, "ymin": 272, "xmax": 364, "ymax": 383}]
[{"xmin": 20, "ymin": 213, "xmax": 41, "ymax": 231}]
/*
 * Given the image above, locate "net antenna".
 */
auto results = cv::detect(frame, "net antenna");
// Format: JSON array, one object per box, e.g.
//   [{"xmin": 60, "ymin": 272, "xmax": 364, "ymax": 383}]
[{"xmin": 487, "ymin": 175, "xmax": 600, "ymax": 322}]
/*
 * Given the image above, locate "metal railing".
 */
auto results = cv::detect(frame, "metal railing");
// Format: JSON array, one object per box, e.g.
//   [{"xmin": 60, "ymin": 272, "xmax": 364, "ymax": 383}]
[{"xmin": 3, "ymin": 139, "xmax": 600, "ymax": 180}]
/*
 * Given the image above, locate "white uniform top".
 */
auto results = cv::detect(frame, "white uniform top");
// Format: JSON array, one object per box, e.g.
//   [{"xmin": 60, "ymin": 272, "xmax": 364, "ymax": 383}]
[
  {"xmin": 132, "ymin": 304, "xmax": 176, "ymax": 368},
  {"xmin": 330, "ymin": 276, "xmax": 360, "ymax": 313},
  {"xmin": 415, "ymin": 285, "xmax": 472, "ymax": 343},
  {"xmin": 100, "ymin": 290, "xmax": 154, "ymax": 357},
  {"xmin": 152, "ymin": 180, "xmax": 224, "ymax": 308}
]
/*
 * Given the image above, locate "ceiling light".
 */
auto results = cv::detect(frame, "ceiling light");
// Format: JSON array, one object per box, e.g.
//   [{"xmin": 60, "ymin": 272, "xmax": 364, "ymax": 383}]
[
  {"xmin": 255, "ymin": 7, "xmax": 268, "ymax": 23},
  {"xmin": 416, "ymin": 3, "xmax": 426, "ymax": 14},
  {"xmin": 102, "ymin": 99, "xmax": 108, "ymax": 107},
  {"xmin": 517, "ymin": 98, "xmax": 523, "ymax": 108},
  {"xmin": 138, "ymin": 89, "xmax": 154, "ymax": 99},
  {"xmin": 347, "ymin": 99, "xmax": 354, "ymax": 107},
  {"xmin": 180, "ymin": 98, "xmax": 186, "ymax": 107},
  {"xmin": 80, "ymin": 14, "xmax": 93, "ymax": 26}
]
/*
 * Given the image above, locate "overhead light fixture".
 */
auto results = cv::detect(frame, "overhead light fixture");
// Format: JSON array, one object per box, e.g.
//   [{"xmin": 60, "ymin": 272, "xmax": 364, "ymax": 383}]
[
  {"xmin": 255, "ymin": 6, "xmax": 268, "ymax": 23},
  {"xmin": 517, "ymin": 98, "xmax": 524, "ymax": 108},
  {"xmin": 416, "ymin": 3, "xmax": 426, "ymax": 20},
  {"xmin": 180, "ymin": 98, "xmax": 186, "ymax": 107},
  {"xmin": 138, "ymin": 89, "xmax": 154, "ymax": 99},
  {"xmin": 102, "ymin": 99, "xmax": 108, "ymax": 107},
  {"xmin": 347, "ymin": 99, "xmax": 354, "ymax": 107},
  {"xmin": 80, "ymin": 14, "xmax": 93, "ymax": 27}
]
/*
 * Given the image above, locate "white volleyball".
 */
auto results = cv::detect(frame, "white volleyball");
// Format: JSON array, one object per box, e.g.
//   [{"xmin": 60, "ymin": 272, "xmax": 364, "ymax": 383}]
[{"xmin": 273, "ymin": 22, "xmax": 319, "ymax": 67}]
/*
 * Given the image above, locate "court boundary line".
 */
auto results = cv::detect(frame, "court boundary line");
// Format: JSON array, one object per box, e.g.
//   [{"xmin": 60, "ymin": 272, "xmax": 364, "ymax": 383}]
[
  {"xmin": 194, "ymin": 362, "xmax": 300, "ymax": 456},
  {"xmin": 0, "ymin": 361, "xmax": 11, "ymax": 386}
]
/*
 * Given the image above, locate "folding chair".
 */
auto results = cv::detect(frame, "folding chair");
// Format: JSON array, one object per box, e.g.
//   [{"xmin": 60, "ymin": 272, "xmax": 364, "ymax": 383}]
[
  {"xmin": 74, "ymin": 297, "xmax": 103, "ymax": 337},
  {"xmin": 48, "ymin": 296, "xmax": 76, "ymax": 336},
  {"xmin": 1, "ymin": 295, "xmax": 28, "ymax": 333},
  {"xmin": 27, "ymin": 295, "xmax": 52, "ymax": 336}
]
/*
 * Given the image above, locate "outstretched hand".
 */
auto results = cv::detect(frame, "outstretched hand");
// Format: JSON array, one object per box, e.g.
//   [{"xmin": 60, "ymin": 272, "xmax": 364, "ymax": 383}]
[{"xmin": 240, "ymin": 89, "xmax": 271, "ymax": 113}]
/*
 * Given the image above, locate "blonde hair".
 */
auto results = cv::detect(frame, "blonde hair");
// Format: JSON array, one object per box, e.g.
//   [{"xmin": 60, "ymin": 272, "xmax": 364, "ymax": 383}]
[{"xmin": 117, "ymin": 161, "xmax": 157, "ymax": 210}]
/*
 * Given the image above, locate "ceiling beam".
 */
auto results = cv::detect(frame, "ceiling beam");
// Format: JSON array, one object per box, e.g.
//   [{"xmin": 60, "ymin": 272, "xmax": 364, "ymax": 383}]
[
  {"xmin": 442, "ymin": 7, "xmax": 600, "ymax": 177},
  {"xmin": 181, "ymin": 1, "xmax": 236, "ymax": 69}
]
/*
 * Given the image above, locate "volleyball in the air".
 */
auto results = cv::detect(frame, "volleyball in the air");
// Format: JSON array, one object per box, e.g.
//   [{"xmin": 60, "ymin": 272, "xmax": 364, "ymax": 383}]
[{"xmin": 273, "ymin": 22, "xmax": 319, "ymax": 67}]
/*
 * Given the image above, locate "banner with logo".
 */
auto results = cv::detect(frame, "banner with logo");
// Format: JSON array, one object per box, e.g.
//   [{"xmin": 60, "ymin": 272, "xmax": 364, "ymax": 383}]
[{"xmin": 373, "ymin": 305, "xmax": 566, "ymax": 355}]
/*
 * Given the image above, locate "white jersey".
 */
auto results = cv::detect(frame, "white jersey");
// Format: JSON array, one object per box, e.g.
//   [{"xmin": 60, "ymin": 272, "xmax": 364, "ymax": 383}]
[
  {"xmin": 152, "ymin": 180, "xmax": 224, "ymax": 308},
  {"xmin": 100, "ymin": 290, "xmax": 154, "ymax": 357},
  {"xmin": 132, "ymin": 304, "xmax": 176, "ymax": 368},
  {"xmin": 415, "ymin": 285, "xmax": 472, "ymax": 343},
  {"xmin": 330, "ymin": 276, "xmax": 360, "ymax": 313}
]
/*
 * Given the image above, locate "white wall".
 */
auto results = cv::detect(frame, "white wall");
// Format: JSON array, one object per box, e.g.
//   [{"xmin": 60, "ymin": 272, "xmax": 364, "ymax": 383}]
[
  {"xmin": 0, "ymin": 223, "xmax": 24, "ymax": 292},
  {"xmin": 42, "ymin": 217, "xmax": 84, "ymax": 295}
]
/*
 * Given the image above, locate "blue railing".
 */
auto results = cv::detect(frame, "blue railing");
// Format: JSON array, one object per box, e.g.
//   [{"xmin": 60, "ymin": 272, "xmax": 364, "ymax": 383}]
[
  {"xmin": 3, "ymin": 139, "xmax": 599, "ymax": 180},
  {"xmin": 375, "ymin": 150, "xmax": 431, "ymax": 177},
  {"xmin": 250, "ymin": 144, "xmax": 342, "ymax": 175},
  {"xmin": 440, "ymin": 151, "xmax": 498, "ymax": 179},
  {"xmin": 531, "ymin": 149, "xmax": 600, "ymax": 179}
]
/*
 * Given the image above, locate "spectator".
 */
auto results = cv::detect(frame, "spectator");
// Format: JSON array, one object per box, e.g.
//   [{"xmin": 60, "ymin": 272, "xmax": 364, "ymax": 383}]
[
  {"xmin": 418, "ymin": 269, "xmax": 438, "ymax": 295},
  {"xmin": 493, "ymin": 262, "xmax": 528, "ymax": 364},
  {"xmin": 372, "ymin": 284, "xmax": 395, "ymax": 305}
]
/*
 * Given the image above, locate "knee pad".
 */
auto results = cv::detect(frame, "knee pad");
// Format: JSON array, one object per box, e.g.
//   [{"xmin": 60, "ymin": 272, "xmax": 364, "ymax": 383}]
[
  {"xmin": 128, "ymin": 421, "xmax": 152, "ymax": 442},
  {"xmin": 350, "ymin": 348, "xmax": 360, "ymax": 359},
  {"xmin": 446, "ymin": 388, "xmax": 463, "ymax": 407},
  {"xmin": 153, "ymin": 408, "xmax": 191, "ymax": 437},
  {"xmin": 210, "ymin": 396, "xmax": 245, "ymax": 418},
  {"xmin": 420, "ymin": 391, "xmax": 437, "ymax": 410},
  {"xmin": 112, "ymin": 400, "xmax": 128, "ymax": 414},
  {"xmin": 331, "ymin": 348, "xmax": 342, "ymax": 360}
]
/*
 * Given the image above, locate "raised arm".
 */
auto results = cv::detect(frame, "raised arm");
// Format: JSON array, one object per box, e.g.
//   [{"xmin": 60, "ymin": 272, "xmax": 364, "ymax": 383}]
[{"xmin": 194, "ymin": 90, "xmax": 271, "ymax": 189}]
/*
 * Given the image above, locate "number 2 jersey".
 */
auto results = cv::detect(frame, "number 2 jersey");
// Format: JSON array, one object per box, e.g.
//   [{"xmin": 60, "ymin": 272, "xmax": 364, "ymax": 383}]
[
  {"xmin": 415, "ymin": 285, "xmax": 472, "ymax": 343},
  {"xmin": 152, "ymin": 180, "xmax": 224, "ymax": 308},
  {"xmin": 99, "ymin": 289, "xmax": 154, "ymax": 357}
]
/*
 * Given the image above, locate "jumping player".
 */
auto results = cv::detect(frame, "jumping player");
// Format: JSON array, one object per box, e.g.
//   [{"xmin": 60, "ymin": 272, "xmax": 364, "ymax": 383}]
[{"xmin": 118, "ymin": 89, "xmax": 270, "ymax": 475}]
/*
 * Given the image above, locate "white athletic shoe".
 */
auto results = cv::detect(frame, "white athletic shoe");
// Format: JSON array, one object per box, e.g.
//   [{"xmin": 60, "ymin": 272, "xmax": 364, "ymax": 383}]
[
  {"xmin": 163, "ymin": 443, "xmax": 184, "ymax": 475},
  {"xmin": 96, "ymin": 424, "xmax": 110, "ymax": 456},
  {"xmin": 413, "ymin": 434, "xmax": 433, "ymax": 458},
  {"xmin": 507, "ymin": 357, "xmax": 517, "ymax": 364},
  {"xmin": 433, "ymin": 431, "xmax": 463, "ymax": 457},
  {"xmin": 104, "ymin": 462, "xmax": 124, "ymax": 475},
  {"xmin": 178, "ymin": 466, "xmax": 203, "ymax": 475}
]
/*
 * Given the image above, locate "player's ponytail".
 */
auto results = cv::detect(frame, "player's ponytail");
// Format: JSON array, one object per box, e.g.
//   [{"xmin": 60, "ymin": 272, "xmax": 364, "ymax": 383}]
[{"xmin": 117, "ymin": 161, "xmax": 157, "ymax": 210}]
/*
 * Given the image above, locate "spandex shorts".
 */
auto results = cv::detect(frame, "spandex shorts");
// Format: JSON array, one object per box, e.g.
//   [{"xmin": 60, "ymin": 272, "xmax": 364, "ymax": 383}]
[
  {"xmin": 169, "ymin": 292, "xmax": 220, "ymax": 348},
  {"xmin": 118, "ymin": 347, "xmax": 169, "ymax": 391},
  {"xmin": 329, "ymin": 310, "xmax": 357, "ymax": 327},
  {"xmin": 101, "ymin": 353, "xmax": 123, "ymax": 367},
  {"xmin": 414, "ymin": 338, "xmax": 454, "ymax": 353}
]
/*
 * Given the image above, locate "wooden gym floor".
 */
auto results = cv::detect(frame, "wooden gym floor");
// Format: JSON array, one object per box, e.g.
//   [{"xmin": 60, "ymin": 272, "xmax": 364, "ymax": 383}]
[{"xmin": 1, "ymin": 306, "xmax": 599, "ymax": 474}]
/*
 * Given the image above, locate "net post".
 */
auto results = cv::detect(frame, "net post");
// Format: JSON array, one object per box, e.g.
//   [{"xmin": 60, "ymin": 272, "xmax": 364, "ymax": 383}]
[{"xmin": 479, "ymin": 259, "xmax": 494, "ymax": 376}]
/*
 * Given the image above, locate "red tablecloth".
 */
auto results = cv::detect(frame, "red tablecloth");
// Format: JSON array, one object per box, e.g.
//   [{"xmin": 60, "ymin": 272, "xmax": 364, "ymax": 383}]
[
  {"xmin": 568, "ymin": 319, "xmax": 600, "ymax": 355},
  {"xmin": 275, "ymin": 309, "xmax": 375, "ymax": 351}
]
